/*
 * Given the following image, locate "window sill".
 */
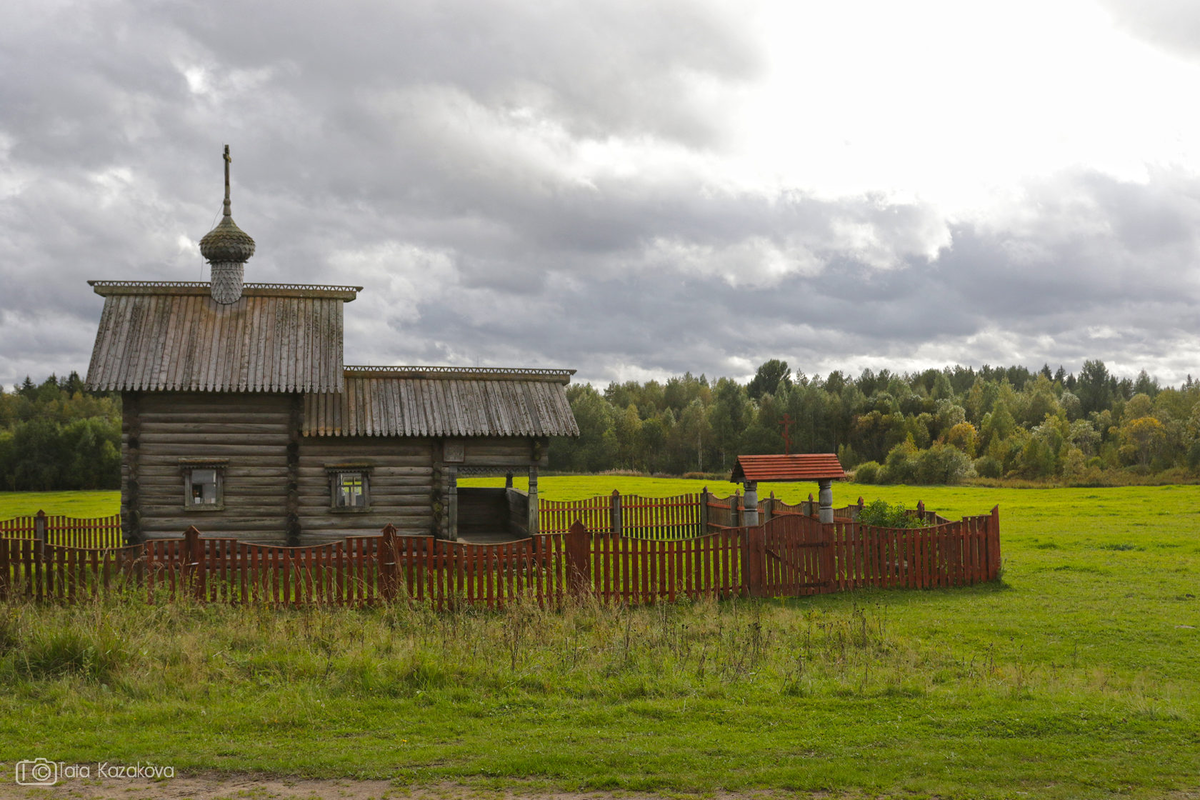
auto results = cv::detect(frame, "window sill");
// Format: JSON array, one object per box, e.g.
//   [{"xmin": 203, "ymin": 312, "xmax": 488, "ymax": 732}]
[
  {"xmin": 330, "ymin": 506, "xmax": 372, "ymax": 514},
  {"xmin": 184, "ymin": 505, "xmax": 225, "ymax": 513}
]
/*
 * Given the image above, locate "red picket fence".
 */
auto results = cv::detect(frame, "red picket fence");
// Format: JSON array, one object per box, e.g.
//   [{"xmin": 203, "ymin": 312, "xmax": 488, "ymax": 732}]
[
  {"xmin": 827, "ymin": 510, "xmax": 999, "ymax": 590},
  {"xmin": 539, "ymin": 492, "xmax": 703, "ymax": 538},
  {"xmin": 0, "ymin": 538, "xmax": 143, "ymax": 603},
  {"xmin": 0, "ymin": 511, "xmax": 123, "ymax": 549},
  {"xmin": 540, "ymin": 494, "xmax": 615, "ymax": 534},
  {"xmin": 584, "ymin": 527, "xmax": 745, "ymax": 603},
  {"xmin": 540, "ymin": 490, "xmax": 849, "ymax": 537},
  {"xmin": 0, "ymin": 506, "xmax": 1001, "ymax": 608},
  {"xmin": 0, "ymin": 526, "xmax": 573, "ymax": 608}
]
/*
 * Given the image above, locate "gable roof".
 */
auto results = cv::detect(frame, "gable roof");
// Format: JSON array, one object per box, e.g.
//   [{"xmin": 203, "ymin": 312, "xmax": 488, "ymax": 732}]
[
  {"xmin": 85, "ymin": 282, "xmax": 358, "ymax": 393},
  {"xmin": 303, "ymin": 367, "xmax": 579, "ymax": 438},
  {"xmin": 730, "ymin": 454, "xmax": 846, "ymax": 483}
]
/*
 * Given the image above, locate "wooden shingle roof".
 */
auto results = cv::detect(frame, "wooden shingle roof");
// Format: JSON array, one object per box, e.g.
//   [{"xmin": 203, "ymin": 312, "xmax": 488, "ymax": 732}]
[
  {"xmin": 730, "ymin": 454, "xmax": 846, "ymax": 483},
  {"xmin": 303, "ymin": 367, "xmax": 579, "ymax": 438},
  {"xmin": 85, "ymin": 282, "xmax": 358, "ymax": 393}
]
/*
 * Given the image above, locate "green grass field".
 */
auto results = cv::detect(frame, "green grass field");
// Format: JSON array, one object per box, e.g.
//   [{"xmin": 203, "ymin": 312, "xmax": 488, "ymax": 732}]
[
  {"xmin": 0, "ymin": 490, "xmax": 119, "ymax": 519},
  {"xmin": 0, "ymin": 479, "xmax": 1198, "ymax": 798}
]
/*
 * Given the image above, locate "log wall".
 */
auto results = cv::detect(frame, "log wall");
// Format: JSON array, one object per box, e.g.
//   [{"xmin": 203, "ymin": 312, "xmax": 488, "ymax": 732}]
[
  {"xmin": 132, "ymin": 392, "xmax": 293, "ymax": 543},
  {"xmin": 296, "ymin": 436, "xmax": 435, "ymax": 543},
  {"xmin": 126, "ymin": 393, "xmax": 545, "ymax": 545}
]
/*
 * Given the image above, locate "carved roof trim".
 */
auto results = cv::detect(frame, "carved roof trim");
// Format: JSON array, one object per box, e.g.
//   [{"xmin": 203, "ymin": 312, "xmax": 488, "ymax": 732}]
[
  {"xmin": 344, "ymin": 366, "xmax": 575, "ymax": 384},
  {"xmin": 89, "ymin": 281, "xmax": 361, "ymax": 300}
]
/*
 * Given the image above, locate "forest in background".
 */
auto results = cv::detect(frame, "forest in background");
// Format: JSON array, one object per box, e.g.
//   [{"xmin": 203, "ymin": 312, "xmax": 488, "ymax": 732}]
[
  {"xmin": 0, "ymin": 373, "xmax": 120, "ymax": 491},
  {"xmin": 2, "ymin": 359, "xmax": 1198, "ymax": 491},
  {"xmin": 548, "ymin": 359, "xmax": 1200, "ymax": 486}
]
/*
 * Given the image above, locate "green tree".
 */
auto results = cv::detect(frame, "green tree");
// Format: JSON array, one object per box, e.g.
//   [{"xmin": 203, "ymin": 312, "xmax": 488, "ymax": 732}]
[
  {"xmin": 1119, "ymin": 416, "xmax": 1167, "ymax": 469},
  {"xmin": 707, "ymin": 378, "xmax": 749, "ymax": 470},
  {"xmin": 746, "ymin": 359, "xmax": 792, "ymax": 401}
]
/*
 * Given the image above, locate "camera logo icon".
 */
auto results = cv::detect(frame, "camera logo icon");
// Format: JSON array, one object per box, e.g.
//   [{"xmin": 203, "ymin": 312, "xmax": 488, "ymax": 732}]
[{"xmin": 15, "ymin": 758, "xmax": 59, "ymax": 786}]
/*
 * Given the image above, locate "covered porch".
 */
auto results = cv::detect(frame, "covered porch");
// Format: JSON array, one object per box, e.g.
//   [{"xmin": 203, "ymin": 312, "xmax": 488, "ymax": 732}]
[{"xmin": 451, "ymin": 468, "xmax": 540, "ymax": 545}]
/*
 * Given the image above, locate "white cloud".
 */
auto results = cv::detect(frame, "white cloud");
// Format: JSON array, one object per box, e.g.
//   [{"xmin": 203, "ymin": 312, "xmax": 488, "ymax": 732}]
[{"xmin": 2, "ymin": 0, "xmax": 1200, "ymax": 389}]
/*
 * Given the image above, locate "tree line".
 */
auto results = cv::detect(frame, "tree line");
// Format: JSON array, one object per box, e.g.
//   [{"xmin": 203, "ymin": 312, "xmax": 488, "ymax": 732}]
[
  {"xmin": 3, "ymin": 359, "xmax": 1197, "ymax": 492},
  {"xmin": 0, "ymin": 374, "xmax": 121, "ymax": 491},
  {"xmin": 549, "ymin": 359, "xmax": 1200, "ymax": 485}
]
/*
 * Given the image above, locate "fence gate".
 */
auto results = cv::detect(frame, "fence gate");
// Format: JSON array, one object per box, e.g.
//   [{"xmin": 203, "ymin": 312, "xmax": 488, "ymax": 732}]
[{"xmin": 752, "ymin": 513, "xmax": 833, "ymax": 597}]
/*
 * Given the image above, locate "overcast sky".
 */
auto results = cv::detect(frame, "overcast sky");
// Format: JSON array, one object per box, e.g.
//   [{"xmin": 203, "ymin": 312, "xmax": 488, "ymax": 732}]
[{"xmin": 3, "ymin": 0, "xmax": 1200, "ymax": 389}]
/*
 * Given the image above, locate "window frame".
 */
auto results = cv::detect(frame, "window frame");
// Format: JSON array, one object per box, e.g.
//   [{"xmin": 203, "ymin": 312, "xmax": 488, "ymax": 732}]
[
  {"xmin": 326, "ymin": 465, "xmax": 373, "ymax": 513},
  {"xmin": 179, "ymin": 459, "xmax": 228, "ymax": 512}
]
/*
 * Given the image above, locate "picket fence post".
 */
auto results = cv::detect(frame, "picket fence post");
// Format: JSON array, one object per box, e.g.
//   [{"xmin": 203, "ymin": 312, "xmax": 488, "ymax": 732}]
[
  {"xmin": 610, "ymin": 490, "xmax": 622, "ymax": 536},
  {"xmin": 34, "ymin": 510, "xmax": 47, "ymax": 563},
  {"xmin": 565, "ymin": 520, "xmax": 591, "ymax": 597},
  {"xmin": 989, "ymin": 505, "xmax": 1001, "ymax": 580},
  {"xmin": 183, "ymin": 526, "xmax": 203, "ymax": 600},
  {"xmin": 0, "ymin": 536, "xmax": 9, "ymax": 600},
  {"xmin": 742, "ymin": 523, "xmax": 765, "ymax": 598},
  {"xmin": 380, "ymin": 524, "xmax": 398, "ymax": 601}
]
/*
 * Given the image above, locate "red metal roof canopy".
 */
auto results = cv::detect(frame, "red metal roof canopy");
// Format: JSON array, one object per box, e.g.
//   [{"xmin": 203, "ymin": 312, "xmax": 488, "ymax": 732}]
[{"xmin": 730, "ymin": 454, "xmax": 845, "ymax": 483}]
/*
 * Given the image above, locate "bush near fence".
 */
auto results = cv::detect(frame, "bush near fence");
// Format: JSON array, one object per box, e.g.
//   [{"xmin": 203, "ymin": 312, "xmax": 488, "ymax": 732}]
[{"xmin": 0, "ymin": 492, "xmax": 1000, "ymax": 608}]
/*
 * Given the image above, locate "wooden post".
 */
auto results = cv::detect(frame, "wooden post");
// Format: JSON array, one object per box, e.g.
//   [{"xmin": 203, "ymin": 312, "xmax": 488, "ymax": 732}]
[
  {"xmin": 528, "ymin": 466, "xmax": 539, "ymax": 536},
  {"xmin": 989, "ymin": 505, "xmax": 1001, "ymax": 580},
  {"xmin": 819, "ymin": 518, "xmax": 835, "ymax": 593},
  {"xmin": 380, "ymin": 524, "xmax": 398, "ymax": 601},
  {"xmin": 565, "ymin": 520, "xmax": 591, "ymax": 597},
  {"xmin": 505, "ymin": 471, "xmax": 514, "ymax": 489},
  {"xmin": 34, "ymin": 511, "xmax": 47, "ymax": 564},
  {"xmin": 731, "ymin": 489, "xmax": 741, "ymax": 528},
  {"xmin": 764, "ymin": 491, "xmax": 774, "ymax": 524},
  {"xmin": 447, "ymin": 467, "xmax": 459, "ymax": 542},
  {"xmin": 699, "ymin": 487, "xmax": 710, "ymax": 535},
  {"xmin": 0, "ymin": 534, "xmax": 8, "ymax": 600},
  {"xmin": 184, "ymin": 526, "xmax": 203, "ymax": 600},
  {"xmin": 610, "ymin": 490, "xmax": 622, "ymax": 536},
  {"xmin": 742, "ymin": 524, "xmax": 765, "ymax": 598}
]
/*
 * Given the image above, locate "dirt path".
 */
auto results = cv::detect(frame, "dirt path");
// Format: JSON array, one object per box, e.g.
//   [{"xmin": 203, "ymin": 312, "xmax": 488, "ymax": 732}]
[
  {"xmin": 0, "ymin": 777, "xmax": 788, "ymax": 800},
  {"xmin": 3, "ymin": 777, "xmax": 1196, "ymax": 800}
]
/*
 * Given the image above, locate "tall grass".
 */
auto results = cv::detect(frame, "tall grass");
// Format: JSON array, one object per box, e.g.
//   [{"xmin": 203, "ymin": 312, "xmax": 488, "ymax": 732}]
[{"xmin": 0, "ymin": 593, "xmax": 939, "ymax": 700}]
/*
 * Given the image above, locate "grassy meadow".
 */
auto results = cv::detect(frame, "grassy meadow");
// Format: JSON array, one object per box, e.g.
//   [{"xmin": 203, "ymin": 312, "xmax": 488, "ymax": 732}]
[{"xmin": 0, "ymin": 479, "xmax": 1198, "ymax": 798}]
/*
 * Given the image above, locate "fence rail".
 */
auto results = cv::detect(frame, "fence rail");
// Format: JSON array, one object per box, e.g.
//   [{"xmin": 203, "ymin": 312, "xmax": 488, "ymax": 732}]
[
  {"xmin": 0, "ymin": 491, "xmax": 858, "ymax": 549},
  {"xmin": 0, "ymin": 511, "xmax": 123, "ymax": 549},
  {"xmin": 1, "ymin": 503, "xmax": 1001, "ymax": 608}
]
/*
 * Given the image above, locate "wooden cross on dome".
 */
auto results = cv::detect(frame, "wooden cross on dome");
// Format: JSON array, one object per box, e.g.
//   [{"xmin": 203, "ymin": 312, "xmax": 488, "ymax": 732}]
[{"xmin": 223, "ymin": 144, "xmax": 232, "ymax": 214}]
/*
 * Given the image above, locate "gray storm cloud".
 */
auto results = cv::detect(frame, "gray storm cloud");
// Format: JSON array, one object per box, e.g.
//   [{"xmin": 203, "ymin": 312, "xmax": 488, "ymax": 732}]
[{"xmin": 1, "ymin": 0, "xmax": 1198, "ymax": 387}]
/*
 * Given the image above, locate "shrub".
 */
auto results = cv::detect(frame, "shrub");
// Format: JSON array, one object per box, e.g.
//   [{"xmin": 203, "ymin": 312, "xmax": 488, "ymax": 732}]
[
  {"xmin": 857, "ymin": 499, "xmax": 927, "ymax": 528},
  {"xmin": 973, "ymin": 455, "xmax": 1002, "ymax": 479},
  {"xmin": 882, "ymin": 440, "xmax": 919, "ymax": 484},
  {"xmin": 914, "ymin": 442, "xmax": 973, "ymax": 485},
  {"xmin": 853, "ymin": 461, "xmax": 882, "ymax": 484}
]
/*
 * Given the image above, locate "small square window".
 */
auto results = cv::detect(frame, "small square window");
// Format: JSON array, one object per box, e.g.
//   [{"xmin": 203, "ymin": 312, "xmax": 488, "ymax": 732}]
[
  {"xmin": 336, "ymin": 472, "xmax": 366, "ymax": 508},
  {"xmin": 191, "ymin": 469, "xmax": 219, "ymax": 505},
  {"xmin": 180, "ymin": 461, "xmax": 227, "ymax": 512},
  {"xmin": 327, "ymin": 466, "xmax": 371, "ymax": 512}
]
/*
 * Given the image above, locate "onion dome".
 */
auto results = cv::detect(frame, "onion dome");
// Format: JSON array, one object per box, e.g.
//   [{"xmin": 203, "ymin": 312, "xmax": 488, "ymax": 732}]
[
  {"xmin": 199, "ymin": 145, "xmax": 256, "ymax": 264},
  {"xmin": 200, "ymin": 214, "xmax": 256, "ymax": 263},
  {"xmin": 202, "ymin": 145, "xmax": 254, "ymax": 304}
]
